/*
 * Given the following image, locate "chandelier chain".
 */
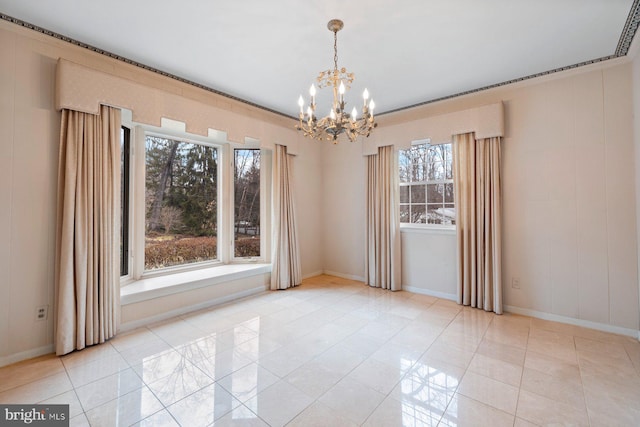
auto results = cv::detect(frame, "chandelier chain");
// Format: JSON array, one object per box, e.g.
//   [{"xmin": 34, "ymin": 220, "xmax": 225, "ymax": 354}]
[{"xmin": 333, "ymin": 30, "xmax": 338, "ymax": 72}]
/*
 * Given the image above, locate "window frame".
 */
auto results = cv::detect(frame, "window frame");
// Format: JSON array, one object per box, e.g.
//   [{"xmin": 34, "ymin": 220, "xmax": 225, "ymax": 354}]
[
  {"xmin": 121, "ymin": 118, "xmax": 239, "ymax": 285},
  {"xmin": 142, "ymin": 131, "xmax": 222, "ymax": 275},
  {"xmin": 399, "ymin": 139, "xmax": 456, "ymax": 230}
]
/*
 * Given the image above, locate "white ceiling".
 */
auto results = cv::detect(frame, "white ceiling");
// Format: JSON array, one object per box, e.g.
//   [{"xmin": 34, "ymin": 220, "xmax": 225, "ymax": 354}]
[{"xmin": 0, "ymin": 0, "xmax": 637, "ymax": 117}]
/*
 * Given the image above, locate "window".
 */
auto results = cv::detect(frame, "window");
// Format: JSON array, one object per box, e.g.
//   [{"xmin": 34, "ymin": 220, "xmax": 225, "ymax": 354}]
[
  {"xmin": 234, "ymin": 149, "xmax": 261, "ymax": 258},
  {"xmin": 119, "ymin": 119, "xmax": 269, "ymax": 286},
  {"xmin": 120, "ymin": 126, "xmax": 131, "ymax": 276},
  {"xmin": 399, "ymin": 140, "xmax": 455, "ymax": 225},
  {"xmin": 144, "ymin": 135, "xmax": 219, "ymax": 270}
]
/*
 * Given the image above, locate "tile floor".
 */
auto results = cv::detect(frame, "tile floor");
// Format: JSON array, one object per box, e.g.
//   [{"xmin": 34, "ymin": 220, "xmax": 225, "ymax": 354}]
[{"xmin": 1, "ymin": 275, "xmax": 640, "ymax": 426}]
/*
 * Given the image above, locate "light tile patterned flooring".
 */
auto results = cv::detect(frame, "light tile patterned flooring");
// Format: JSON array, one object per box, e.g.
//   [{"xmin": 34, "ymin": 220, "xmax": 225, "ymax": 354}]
[{"xmin": 1, "ymin": 275, "xmax": 640, "ymax": 426}]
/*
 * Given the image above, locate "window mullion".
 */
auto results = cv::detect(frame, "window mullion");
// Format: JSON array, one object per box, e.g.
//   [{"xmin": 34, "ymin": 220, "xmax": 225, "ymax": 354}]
[{"xmin": 132, "ymin": 126, "xmax": 147, "ymax": 280}]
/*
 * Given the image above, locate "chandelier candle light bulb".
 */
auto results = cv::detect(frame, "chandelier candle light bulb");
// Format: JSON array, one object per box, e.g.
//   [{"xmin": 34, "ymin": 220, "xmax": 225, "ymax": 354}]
[{"xmin": 296, "ymin": 19, "xmax": 378, "ymax": 143}]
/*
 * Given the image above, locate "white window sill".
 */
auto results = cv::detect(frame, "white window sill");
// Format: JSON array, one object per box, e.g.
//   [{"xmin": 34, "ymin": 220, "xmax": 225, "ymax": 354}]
[
  {"xmin": 400, "ymin": 224, "xmax": 456, "ymax": 235},
  {"xmin": 121, "ymin": 263, "xmax": 271, "ymax": 305}
]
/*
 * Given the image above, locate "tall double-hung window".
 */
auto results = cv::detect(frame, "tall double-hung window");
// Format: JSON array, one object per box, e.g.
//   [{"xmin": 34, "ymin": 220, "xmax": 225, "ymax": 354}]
[{"xmin": 399, "ymin": 140, "xmax": 455, "ymax": 226}]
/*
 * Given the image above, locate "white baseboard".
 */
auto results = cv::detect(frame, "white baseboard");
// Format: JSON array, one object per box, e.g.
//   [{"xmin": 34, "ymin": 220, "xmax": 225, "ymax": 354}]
[
  {"xmin": 322, "ymin": 270, "xmax": 366, "ymax": 282},
  {"xmin": 302, "ymin": 270, "xmax": 324, "ymax": 280},
  {"xmin": 503, "ymin": 304, "xmax": 639, "ymax": 339},
  {"xmin": 399, "ymin": 287, "xmax": 638, "ymax": 339},
  {"xmin": 0, "ymin": 344, "xmax": 54, "ymax": 368},
  {"xmin": 0, "ymin": 285, "xmax": 269, "ymax": 367},
  {"xmin": 403, "ymin": 285, "xmax": 457, "ymax": 301},
  {"xmin": 119, "ymin": 285, "xmax": 268, "ymax": 333}
]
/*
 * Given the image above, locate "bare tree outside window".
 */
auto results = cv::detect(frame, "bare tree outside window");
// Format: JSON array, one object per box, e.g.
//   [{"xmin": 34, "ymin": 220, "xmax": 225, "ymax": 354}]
[
  {"xmin": 399, "ymin": 142, "xmax": 455, "ymax": 225},
  {"xmin": 145, "ymin": 136, "xmax": 218, "ymax": 270},
  {"xmin": 234, "ymin": 149, "xmax": 260, "ymax": 258}
]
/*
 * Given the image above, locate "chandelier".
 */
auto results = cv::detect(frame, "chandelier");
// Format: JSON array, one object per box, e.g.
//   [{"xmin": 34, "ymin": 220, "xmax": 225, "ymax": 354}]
[{"xmin": 296, "ymin": 19, "xmax": 377, "ymax": 143}]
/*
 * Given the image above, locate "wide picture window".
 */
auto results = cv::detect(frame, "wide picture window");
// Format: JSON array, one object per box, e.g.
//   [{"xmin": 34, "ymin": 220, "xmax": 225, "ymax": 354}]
[
  {"xmin": 144, "ymin": 135, "xmax": 219, "ymax": 270},
  {"xmin": 399, "ymin": 141, "xmax": 455, "ymax": 225}
]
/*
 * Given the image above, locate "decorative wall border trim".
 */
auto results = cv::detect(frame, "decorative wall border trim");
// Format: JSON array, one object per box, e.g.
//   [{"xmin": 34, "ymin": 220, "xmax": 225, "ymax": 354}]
[
  {"xmin": 380, "ymin": 54, "xmax": 616, "ymax": 115},
  {"xmin": 616, "ymin": 0, "xmax": 640, "ymax": 56},
  {"xmin": 384, "ymin": 0, "xmax": 640, "ymax": 115},
  {"xmin": 0, "ymin": 12, "xmax": 295, "ymax": 120},
  {"xmin": 2, "ymin": 0, "xmax": 639, "ymax": 118}
]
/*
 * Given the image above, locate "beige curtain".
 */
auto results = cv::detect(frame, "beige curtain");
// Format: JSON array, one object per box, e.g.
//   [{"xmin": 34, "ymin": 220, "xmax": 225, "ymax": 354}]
[
  {"xmin": 453, "ymin": 133, "xmax": 502, "ymax": 314},
  {"xmin": 365, "ymin": 145, "xmax": 401, "ymax": 291},
  {"xmin": 271, "ymin": 144, "xmax": 301, "ymax": 290},
  {"xmin": 55, "ymin": 105, "xmax": 121, "ymax": 355}
]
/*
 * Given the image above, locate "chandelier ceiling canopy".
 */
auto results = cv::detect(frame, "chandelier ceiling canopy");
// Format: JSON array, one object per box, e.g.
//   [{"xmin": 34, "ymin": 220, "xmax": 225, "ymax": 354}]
[{"xmin": 296, "ymin": 19, "xmax": 377, "ymax": 143}]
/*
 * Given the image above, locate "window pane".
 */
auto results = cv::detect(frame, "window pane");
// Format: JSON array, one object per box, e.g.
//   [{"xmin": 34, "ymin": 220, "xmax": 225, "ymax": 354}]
[
  {"xmin": 411, "ymin": 160, "xmax": 424, "ymax": 182},
  {"xmin": 234, "ymin": 149, "xmax": 260, "ymax": 258},
  {"xmin": 411, "ymin": 204, "xmax": 426, "ymax": 223},
  {"xmin": 444, "ymin": 183, "xmax": 454, "ymax": 203},
  {"xmin": 444, "ymin": 204, "xmax": 456, "ymax": 225},
  {"xmin": 400, "ymin": 185, "xmax": 409, "ymax": 203},
  {"xmin": 427, "ymin": 161, "xmax": 445, "ymax": 181},
  {"xmin": 145, "ymin": 136, "xmax": 218, "ymax": 270},
  {"xmin": 400, "ymin": 205, "xmax": 410, "ymax": 223},
  {"xmin": 410, "ymin": 184, "xmax": 426, "ymax": 203},
  {"xmin": 427, "ymin": 205, "xmax": 445, "ymax": 225},
  {"xmin": 429, "ymin": 144, "xmax": 446, "ymax": 164},
  {"xmin": 444, "ymin": 144, "xmax": 453, "ymax": 179},
  {"xmin": 428, "ymin": 204, "xmax": 456, "ymax": 225},
  {"xmin": 427, "ymin": 184, "xmax": 444, "ymax": 204},
  {"xmin": 399, "ymin": 151, "xmax": 411, "ymax": 183},
  {"xmin": 120, "ymin": 127, "xmax": 130, "ymax": 276}
]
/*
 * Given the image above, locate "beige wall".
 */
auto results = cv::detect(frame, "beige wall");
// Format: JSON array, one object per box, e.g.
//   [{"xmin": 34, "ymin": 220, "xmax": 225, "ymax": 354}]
[
  {"xmin": 0, "ymin": 24, "xmax": 60, "ymax": 365},
  {"xmin": 321, "ymin": 140, "xmax": 366, "ymax": 280},
  {"xmin": 400, "ymin": 230, "xmax": 457, "ymax": 299},
  {"xmin": 323, "ymin": 60, "xmax": 640, "ymax": 334},
  {"xmin": 295, "ymin": 140, "xmax": 324, "ymax": 278},
  {"xmin": 0, "ymin": 21, "xmax": 321, "ymax": 364}
]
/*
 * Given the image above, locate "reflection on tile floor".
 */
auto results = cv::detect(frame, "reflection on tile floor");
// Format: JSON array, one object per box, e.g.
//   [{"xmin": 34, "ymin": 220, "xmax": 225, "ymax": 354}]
[{"xmin": 1, "ymin": 274, "xmax": 639, "ymax": 426}]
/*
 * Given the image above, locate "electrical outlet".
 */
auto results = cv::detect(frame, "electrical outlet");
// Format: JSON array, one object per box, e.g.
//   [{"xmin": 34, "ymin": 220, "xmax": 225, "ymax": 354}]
[
  {"xmin": 512, "ymin": 277, "xmax": 521, "ymax": 289},
  {"xmin": 36, "ymin": 305, "xmax": 48, "ymax": 321}
]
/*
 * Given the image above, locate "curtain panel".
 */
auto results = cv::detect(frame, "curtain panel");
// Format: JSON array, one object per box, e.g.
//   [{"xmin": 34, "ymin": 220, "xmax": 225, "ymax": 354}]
[
  {"xmin": 365, "ymin": 145, "xmax": 401, "ymax": 291},
  {"xmin": 453, "ymin": 133, "xmax": 503, "ymax": 314},
  {"xmin": 55, "ymin": 105, "xmax": 121, "ymax": 355},
  {"xmin": 271, "ymin": 144, "xmax": 301, "ymax": 290}
]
